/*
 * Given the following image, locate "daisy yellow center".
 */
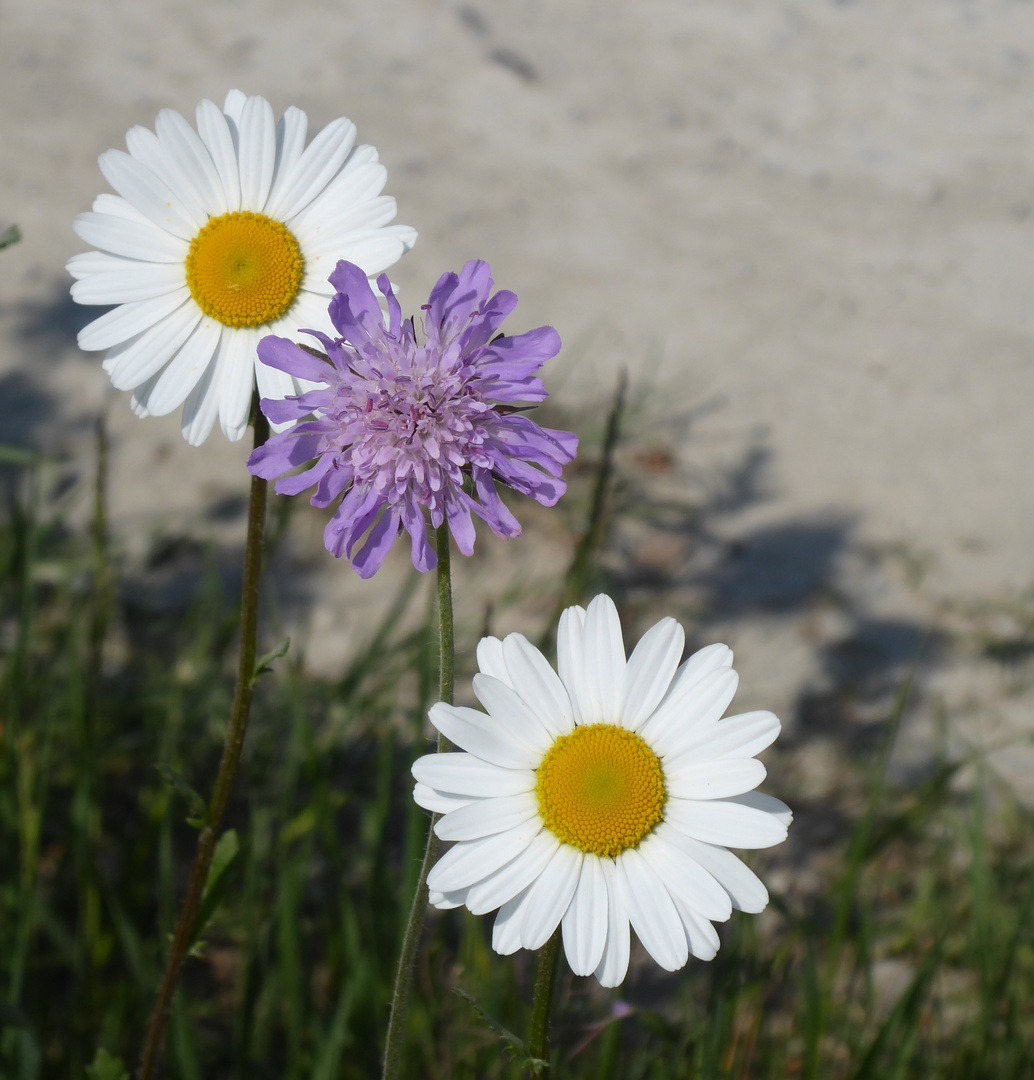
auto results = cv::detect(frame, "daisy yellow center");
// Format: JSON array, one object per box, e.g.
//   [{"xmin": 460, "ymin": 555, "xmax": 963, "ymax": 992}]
[
  {"xmin": 535, "ymin": 724, "xmax": 666, "ymax": 858},
  {"xmin": 185, "ymin": 211, "xmax": 304, "ymax": 328}
]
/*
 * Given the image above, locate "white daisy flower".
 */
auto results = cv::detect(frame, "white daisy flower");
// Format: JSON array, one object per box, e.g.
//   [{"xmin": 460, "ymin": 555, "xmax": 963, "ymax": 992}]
[
  {"xmin": 67, "ymin": 90, "xmax": 417, "ymax": 445},
  {"xmin": 413, "ymin": 595, "xmax": 791, "ymax": 987}
]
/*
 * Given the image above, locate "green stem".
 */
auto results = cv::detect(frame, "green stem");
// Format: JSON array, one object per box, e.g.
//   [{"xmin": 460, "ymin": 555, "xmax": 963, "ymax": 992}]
[
  {"xmin": 528, "ymin": 928, "xmax": 561, "ymax": 1077},
  {"xmin": 381, "ymin": 524, "xmax": 453, "ymax": 1080},
  {"xmin": 137, "ymin": 407, "xmax": 269, "ymax": 1080}
]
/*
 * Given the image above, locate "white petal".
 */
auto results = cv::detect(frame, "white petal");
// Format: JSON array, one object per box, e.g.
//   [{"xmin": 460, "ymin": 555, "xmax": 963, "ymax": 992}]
[
  {"xmin": 124, "ymin": 124, "xmax": 205, "ymax": 225},
  {"xmin": 667, "ymin": 711, "xmax": 781, "ymax": 768},
  {"xmin": 427, "ymin": 702, "xmax": 541, "ymax": 770},
  {"xmin": 476, "ymin": 636, "xmax": 511, "ymax": 686},
  {"xmin": 665, "ymin": 757, "xmax": 767, "ymax": 801},
  {"xmin": 639, "ymin": 668, "xmax": 739, "ymax": 758},
  {"xmin": 429, "ymin": 887, "xmax": 469, "ymax": 910},
  {"xmin": 426, "ymin": 820, "xmax": 542, "ymax": 894},
  {"xmin": 519, "ymin": 844, "xmax": 583, "ymax": 950},
  {"xmin": 561, "ymin": 855, "xmax": 608, "ymax": 976},
  {"xmin": 663, "ymin": 834, "xmax": 769, "ymax": 914},
  {"xmin": 91, "ymin": 192, "xmax": 152, "ymax": 223},
  {"xmin": 73, "ymin": 211, "xmax": 188, "ymax": 263},
  {"xmin": 639, "ymin": 827, "xmax": 732, "ymax": 922},
  {"xmin": 593, "ymin": 860, "xmax": 631, "ymax": 987},
  {"xmin": 98, "ymin": 149, "xmax": 197, "ymax": 239},
  {"xmin": 412, "ymin": 752, "xmax": 534, "ymax": 798},
  {"xmin": 106, "ymin": 302, "xmax": 202, "ymax": 390},
  {"xmin": 413, "ymin": 783, "xmax": 474, "ymax": 815},
  {"xmin": 276, "ymin": 290, "xmax": 335, "ymax": 340},
  {"xmin": 222, "ymin": 89, "xmax": 247, "ymax": 124},
  {"xmin": 196, "ymin": 99, "xmax": 241, "ymax": 212},
  {"xmin": 218, "ymin": 327, "xmax": 258, "ymax": 440},
  {"xmin": 471, "ymin": 674, "xmax": 554, "ymax": 755},
  {"xmin": 70, "ymin": 261, "xmax": 187, "ymax": 305},
  {"xmin": 582, "ymin": 596, "xmax": 626, "ymax": 723},
  {"xmin": 299, "ymin": 269, "xmax": 337, "ymax": 297},
  {"xmin": 728, "ymin": 791, "xmax": 793, "ymax": 828},
  {"xmin": 289, "ymin": 154, "xmax": 386, "ymax": 233},
  {"xmin": 664, "ymin": 796, "xmax": 789, "ymax": 849},
  {"xmin": 616, "ymin": 848, "xmax": 688, "ymax": 972},
  {"xmin": 557, "ymin": 605, "xmax": 594, "ymax": 724},
  {"xmin": 141, "ymin": 320, "xmax": 222, "ymax": 417},
  {"xmin": 237, "ymin": 95, "xmax": 276, "ymax": 211},
  {"xmin": 294, "ymin": 196, "xmax": 398, "ymax": 257},
  {"xmin": 434, "ymin": 792, "xmax": 538, "ymax": 842},
  {"xmin": 126, "ymin": 124, "xmax": 210, "ymax": 228},
  {"xmin": 78, "ymin": 289, "xmax": 190, "ymax": 352},
  {"xmin": 180, "ymin": 336, "xmax": 225, "ymax": 446},
  {"xmin": 671, "ymin": 895, "xmax": 720, "ymax": 960},
  {"xmin": 466, "ymin": 830, "xmax": 560, "ymax": 916},
  {"xmin": 308, "ymin": 226, "xmax": 416, "ymax": 278},
  {"xmin": 154, "ymin": 107, "xmax": 226, "ymax": 217},
  {"xmin": 501, "ymin": 633, "xmax": 573, "ymax": 737},
  {"xmin": 492, "ymin": 886, "xmax": 535, "ymax": 956},
  {"xmin": 130, "ymin": 369, "xmax": 162, "ymax": 417},
  {"xmin": 267, "ymin": 116, "xmax": 357, "ymax": 222},
  {"xmin": 266, "ymin": 107, "xmax": 308, "ymax": 212},
  {"xmin": 621, "ymin": 617, "xmax": 685, "ymax": 731}
]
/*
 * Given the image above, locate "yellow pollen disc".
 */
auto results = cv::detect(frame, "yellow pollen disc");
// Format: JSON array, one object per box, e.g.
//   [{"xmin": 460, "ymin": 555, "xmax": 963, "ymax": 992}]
[
  {"xmin": 535, "ymin": 724, "xmax": 666, "ymax": 858},
  {"xmin": 185, "ymin": 211, "xmax": 304, "ymax": 328}
]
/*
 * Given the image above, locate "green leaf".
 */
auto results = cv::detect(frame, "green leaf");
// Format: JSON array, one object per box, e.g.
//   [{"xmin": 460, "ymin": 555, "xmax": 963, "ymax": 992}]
[
  {"xmin": 0, "ymin": 224, "xmax": 20, "ymax": 251},
  {"xmin": 157, "ymin": 763, "xmax": 207, "ymax": 829},
  {"xmin": 190, "ymin": 829, "xmax": 240, "ymax": 949},
  {"xmin": 85, "ymin": 1048, "xmax": 129, "ymax": 1080},
  {"xmin": 452, "ymin": 988, "xmax": 549, "ymax": 1070},
  {"xmin": 253, "ymin": 636, "xmax": 290, "ymax": 681}
]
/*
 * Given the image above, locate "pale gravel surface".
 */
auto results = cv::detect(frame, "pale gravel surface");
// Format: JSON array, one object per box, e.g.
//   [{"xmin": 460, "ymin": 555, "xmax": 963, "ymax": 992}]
[{"xmin": 2, "ymin": 0, "xmax": 1034, "ymax": 791}]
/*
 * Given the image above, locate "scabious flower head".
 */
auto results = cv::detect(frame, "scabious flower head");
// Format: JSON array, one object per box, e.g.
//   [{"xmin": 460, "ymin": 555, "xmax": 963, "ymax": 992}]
[
  {"xmin": 67, "ymin": 90, "xmax": 416, "ymax": 444},
  {"xmin": 412, "ymin": 595, "xmax": 791, "ymax": 987},
  {"xmin": 247, "ymin": 259, "xmax": 578, "ymax": 577}
]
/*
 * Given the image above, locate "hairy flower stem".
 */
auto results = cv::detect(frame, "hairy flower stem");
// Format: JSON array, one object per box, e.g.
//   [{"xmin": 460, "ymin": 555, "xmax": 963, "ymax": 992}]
[
  {"xmin": 529, "ymin": 928, "xmax": 561, "ymax": 1077},
  {"xmin": 138, "ymin": 407, "xmax": 269, "ymax": 1080},
  {"xmin": 381, "ymin": 524, "xmax": 453, "ymax": 1080}
]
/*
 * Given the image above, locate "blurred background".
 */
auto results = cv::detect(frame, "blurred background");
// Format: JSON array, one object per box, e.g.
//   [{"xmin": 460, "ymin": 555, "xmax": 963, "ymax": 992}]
[{"xmin": 2, "ymin": 1, "xmax": 1034, "ymax": 1077}]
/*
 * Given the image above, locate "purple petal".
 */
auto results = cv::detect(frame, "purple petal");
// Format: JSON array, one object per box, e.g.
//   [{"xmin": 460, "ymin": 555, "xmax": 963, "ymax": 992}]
[
  {"xmin": 247, "ymin": 432, "xmax": 324, "ymax": 479},
  {"xmin": 446, "ymin": 490, "xmax": 477, "ymax": 556},
  {"xmin": 351, "ymin": 508, "xmax": 400, "ymax": 578},
  {"xmin": 311, "ymin": 459, "xmax": 354, "ymax": 506},
  {"xmin": 471, "ymin": 469, "xmax": 522, "ymax": 539},
  {"xmin": 324, "ymin": 485, "xmax": 382, "ymax": 558},
  {"xmin": 492, "ymin": 455, "xmax": 568, "ymax": 506},
  {"xmin": 377, "ymin": 273, "xmax": 403, "ymax": 339},
  {"xmin": 257, "ymin": 334, "xmax": 335, "ymax": 383},
  {"xmin": 328, "ymin": 261, "xmax": 384, "ymax": 347},
  {"xmin": 460, "ymin": 288, "xmax": 518, "ymax": 352},
  {"xmin": 261, "ymin": 389, "xmax": 333, "ymax": 425},
  {"xmin": 275, "ymin": 454, "xmax": 333, "ymax": 496},
  {"xmin": 402, "ymin": 494, "xmax": 437, "ymax": 572},
  {"xmin": 425, "ymin": 260, "xmax": 494, "ymax": 348},
  {"xmin": 481, "ymin": 325, "xmax": 561, "ymax": 369}
]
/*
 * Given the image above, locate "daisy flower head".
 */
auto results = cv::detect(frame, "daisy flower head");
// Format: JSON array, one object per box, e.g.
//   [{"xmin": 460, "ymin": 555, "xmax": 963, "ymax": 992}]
[
  {"xmin": 412, "ymin": 595, "xmax": 791, "ymax": 987},
  {"xmin": 246, "ymin": 259, "xmax": 578, "ymax": 578},
  {"xmin": 68, "ymin": 91, "xmax": 416, "ymax": 445}
]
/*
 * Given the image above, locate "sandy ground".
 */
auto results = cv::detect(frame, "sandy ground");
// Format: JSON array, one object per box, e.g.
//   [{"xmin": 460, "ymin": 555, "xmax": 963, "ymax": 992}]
[{"xmin": 2, "ymin": 0, "xmax": 1034, "ymax": 792}]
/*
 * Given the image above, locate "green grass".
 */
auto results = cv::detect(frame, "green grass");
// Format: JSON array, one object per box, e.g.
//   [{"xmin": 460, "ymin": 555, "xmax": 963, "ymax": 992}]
[{"xmin": 1, "ymin": 407, "xmax": 1034, "ymax": 1080}]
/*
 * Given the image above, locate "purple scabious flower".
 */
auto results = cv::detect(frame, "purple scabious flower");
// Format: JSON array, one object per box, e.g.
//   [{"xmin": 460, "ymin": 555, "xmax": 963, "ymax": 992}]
[{"xmin": 247, "ymin": 259, "xmax": 578, "ymax": 578}]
